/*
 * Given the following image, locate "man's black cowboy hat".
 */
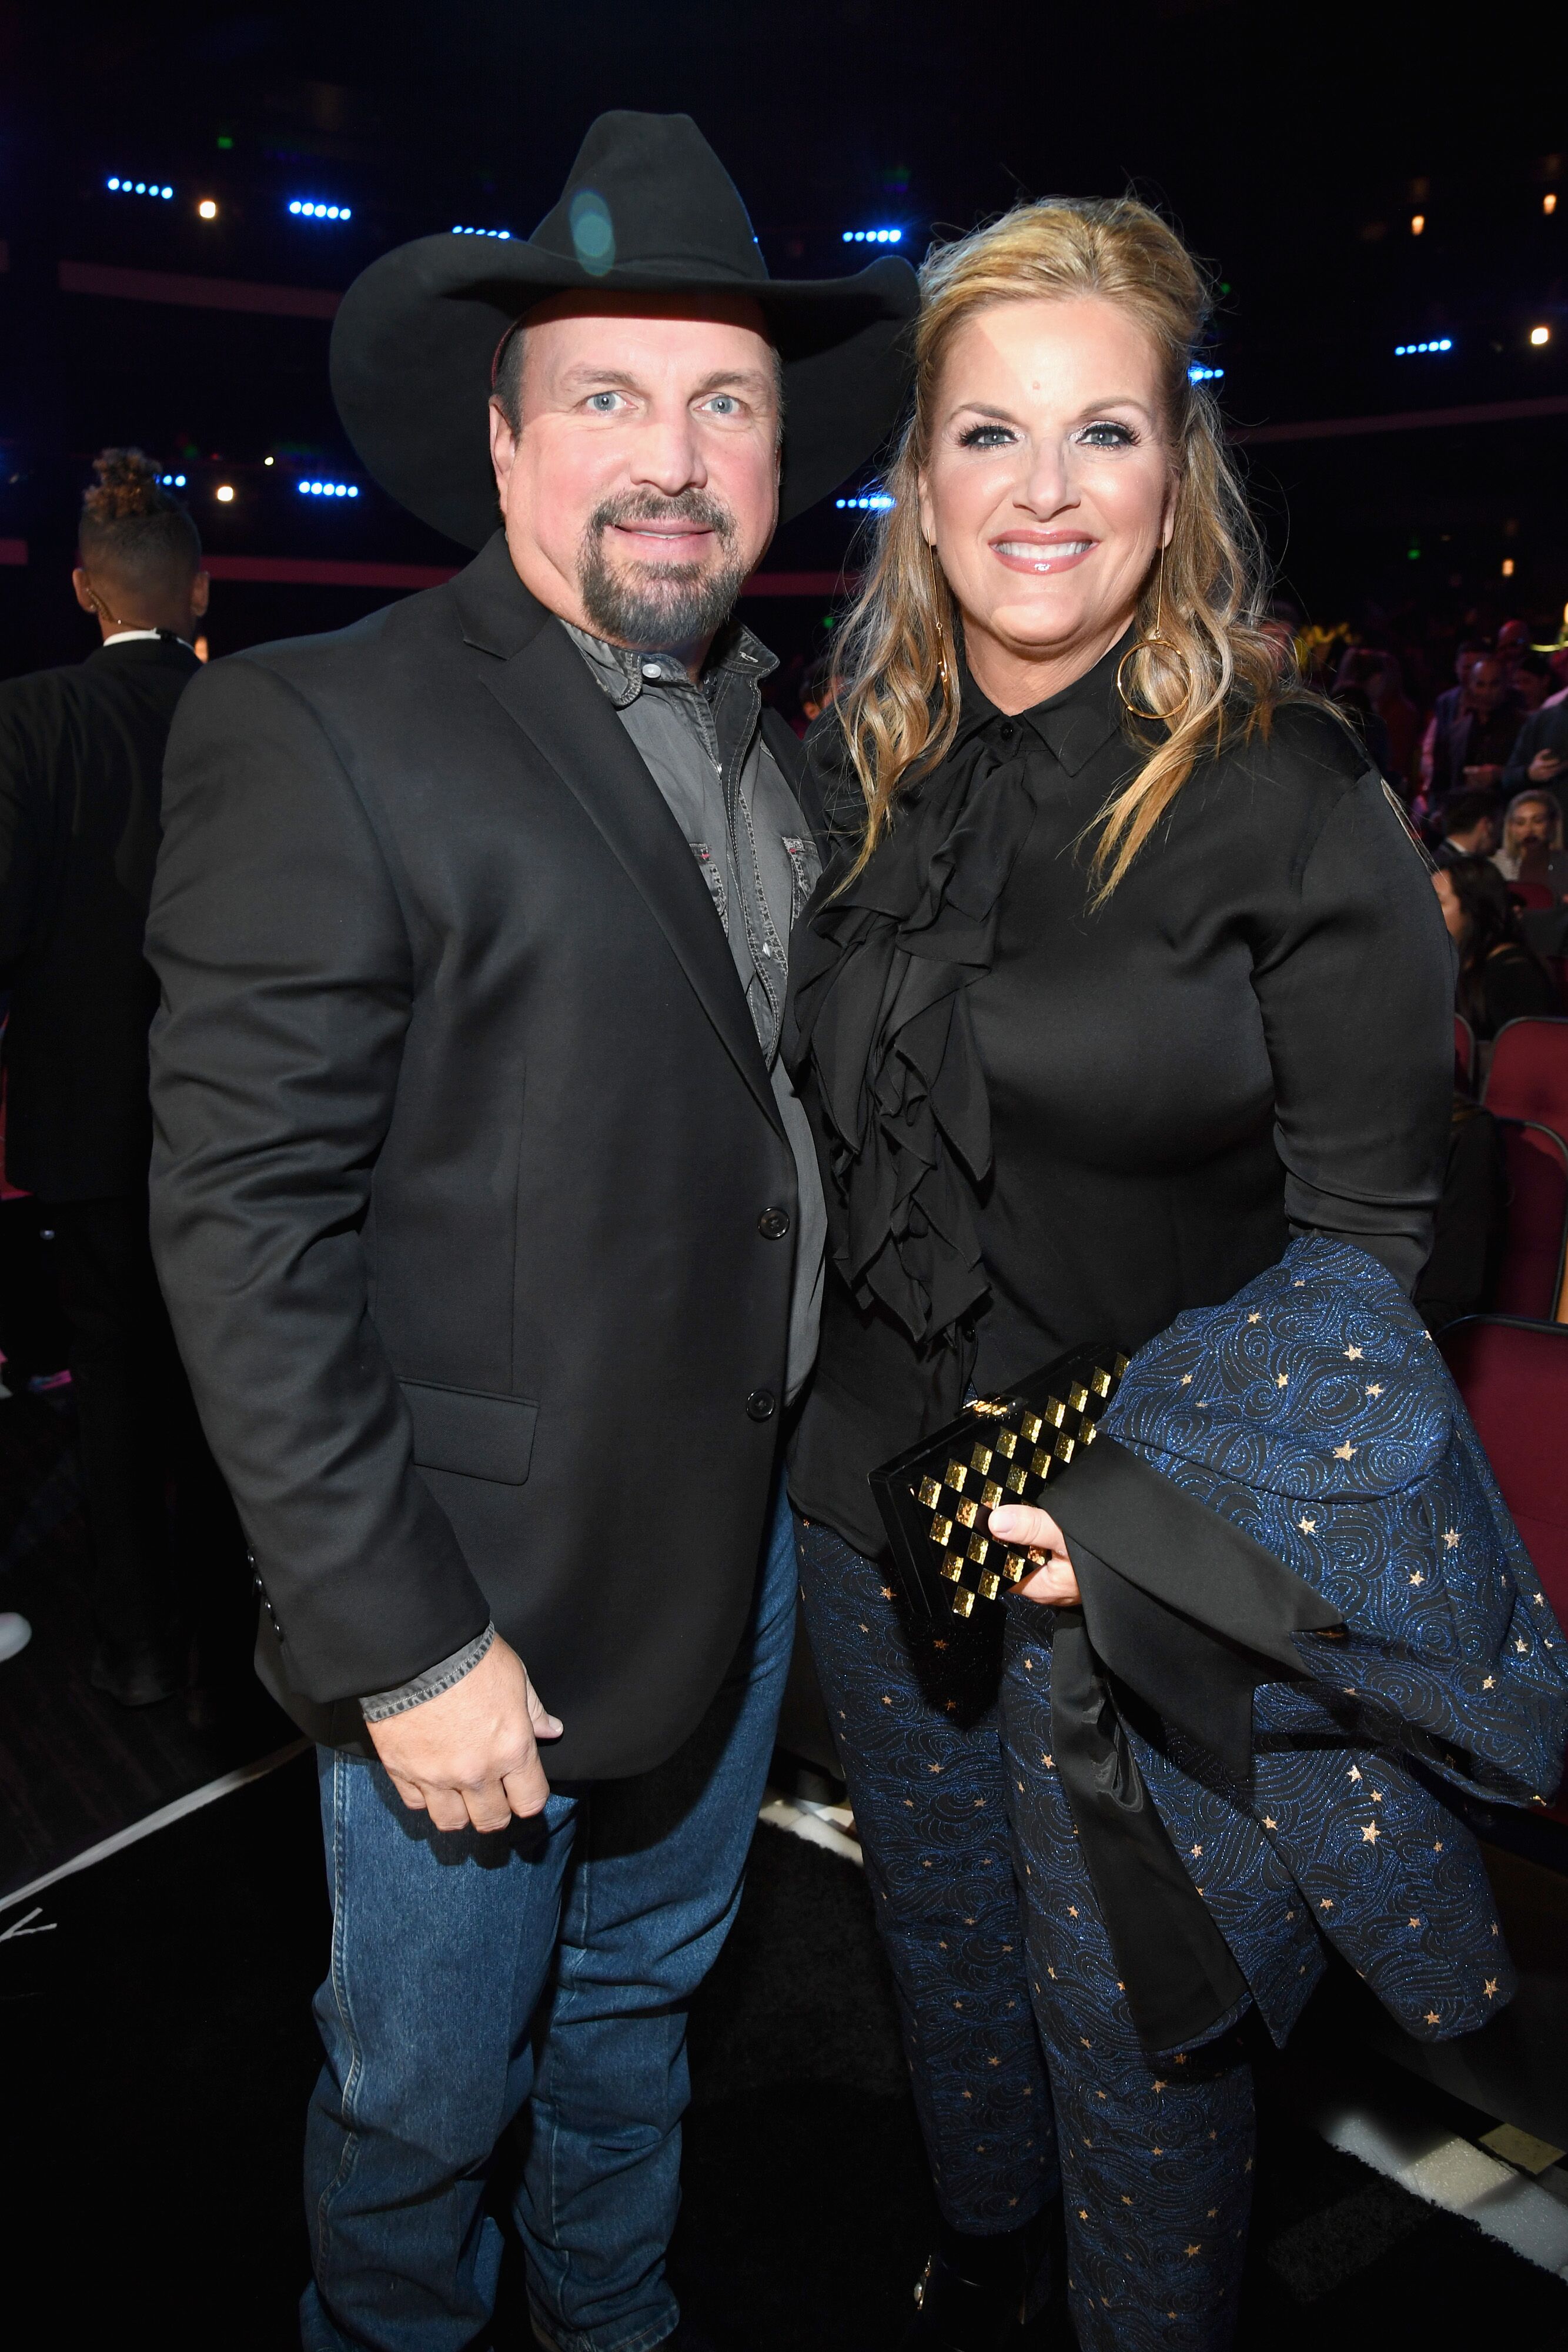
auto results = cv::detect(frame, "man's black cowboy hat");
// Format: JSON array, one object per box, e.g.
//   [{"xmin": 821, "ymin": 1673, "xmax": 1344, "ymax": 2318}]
[{"xmin": 331, "ymin": 111, "xmax": 920, "ymax": 551}]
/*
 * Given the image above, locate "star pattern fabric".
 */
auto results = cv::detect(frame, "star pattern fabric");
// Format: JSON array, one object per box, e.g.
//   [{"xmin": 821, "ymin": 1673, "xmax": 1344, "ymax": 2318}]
[{"xmin": 795, "ymin": 1234, "xmax": 1568, "ymax": 2347}]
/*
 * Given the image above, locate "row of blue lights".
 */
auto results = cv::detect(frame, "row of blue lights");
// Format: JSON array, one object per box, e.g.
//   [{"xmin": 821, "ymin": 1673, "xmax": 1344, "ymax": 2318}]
[
  {"xmin": 289, "ymin": 198, "xmax": 352, "ymax": 220},
  {"xmin": 107, "ymin": 178, "xmax": 173, "ymax": 199},
  {"xmin": 1395, "ymin": 338, "xmax": 1453, "ymax": 355},
  {"xmin": 297, "ymin": 480, "xmax": 359, "ymax": 497},
  {"xmin": 1188, "ymin": 363, "xmax": 1225, "ymax": 382},
  {"xmin": 842, "ymin": 228, "xmax": 903, "ymax": 243},
  {"xmin": 836, "ymin": 493, "xmax": 895, "ymax": 510},
  {"xmin": 453, "ymin": 225, "xmax": 513, "ymax": 238},
  {"xmin": 158, "ymin": 472, "xmax": 188, "ymax": 488}
]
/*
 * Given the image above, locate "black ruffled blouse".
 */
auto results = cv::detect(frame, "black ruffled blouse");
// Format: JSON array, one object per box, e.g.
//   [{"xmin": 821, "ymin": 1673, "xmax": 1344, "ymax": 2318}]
[{"xmin": 785, "ymin": 637, "xmax": 1455, "ymax": 1559}]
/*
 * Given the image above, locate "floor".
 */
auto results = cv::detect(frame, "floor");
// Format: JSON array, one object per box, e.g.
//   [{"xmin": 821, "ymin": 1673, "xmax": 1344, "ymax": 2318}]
[{"xmin": 5, "ymin": 1396, "xmax": 1568, "ymax": 2347}]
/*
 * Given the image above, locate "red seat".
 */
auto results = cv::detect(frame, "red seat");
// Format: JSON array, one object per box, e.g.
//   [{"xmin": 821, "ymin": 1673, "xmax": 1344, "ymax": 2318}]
[
  {"xmin": 1442, "ymin": 1317, "xmax": 1568, "ymax": 1820},
  {"xmin": 1455, "ymin": 1013, "xmax": 1475, "ymax": 1091},
  {"xmin": 1508, "ymin": 881, "xmax": 1559, "ymax": 915},
  {"xmin": 1484, "ymin": 1017, "xmax": 1568, "ymax": 1143},
  {"xmin": 1493, "ymin": 1120, "xmax": 1568, "ymax": 1322}
]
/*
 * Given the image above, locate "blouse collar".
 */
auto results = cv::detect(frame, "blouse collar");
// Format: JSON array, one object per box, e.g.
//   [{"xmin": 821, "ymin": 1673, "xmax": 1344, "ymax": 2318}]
[{"xmin": 950, "ymin": 626, "xmax": 1134, "ymax": 777}]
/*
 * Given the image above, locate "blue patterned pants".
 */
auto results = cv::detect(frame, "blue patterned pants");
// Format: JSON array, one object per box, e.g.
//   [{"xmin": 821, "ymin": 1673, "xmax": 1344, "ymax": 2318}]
[{"xmin": 798, "ymin": 1519, "xmax": 1255, "ymax": 2352}]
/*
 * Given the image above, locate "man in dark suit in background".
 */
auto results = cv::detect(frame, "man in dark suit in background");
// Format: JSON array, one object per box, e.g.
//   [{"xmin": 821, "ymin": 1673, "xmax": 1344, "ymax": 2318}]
[
  {"xmin": 0, "ymin": 452, "xmax": 242, "ymax": 1706},
  {"xmin": 146, "ymin": 115, "xmax": 915, "ymax": 2352}
]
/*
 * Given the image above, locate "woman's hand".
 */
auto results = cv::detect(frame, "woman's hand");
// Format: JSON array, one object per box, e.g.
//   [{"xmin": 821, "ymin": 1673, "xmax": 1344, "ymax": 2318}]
[{"xmin": 987, "ymin": 1502, "xmax": 1081, "ymax": 1605}]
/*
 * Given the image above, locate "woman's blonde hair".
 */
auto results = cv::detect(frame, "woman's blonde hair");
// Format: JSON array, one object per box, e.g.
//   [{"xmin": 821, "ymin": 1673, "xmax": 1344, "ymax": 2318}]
[{"xmin": 831, "ymin": 196, "xmax": 1289, "ymax": 896}]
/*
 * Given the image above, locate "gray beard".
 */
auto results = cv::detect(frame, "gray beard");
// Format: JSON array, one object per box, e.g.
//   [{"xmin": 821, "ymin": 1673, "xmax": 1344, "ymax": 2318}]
[{"xmin": 576, "ymin": 493, "xmax": 747, "ymax": 650}]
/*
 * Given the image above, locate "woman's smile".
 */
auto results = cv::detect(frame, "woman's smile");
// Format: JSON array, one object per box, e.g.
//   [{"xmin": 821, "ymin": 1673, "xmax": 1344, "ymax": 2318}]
[{"xmin": 989, "ymin": 532, "xmax": 1098, "ymax": 573}]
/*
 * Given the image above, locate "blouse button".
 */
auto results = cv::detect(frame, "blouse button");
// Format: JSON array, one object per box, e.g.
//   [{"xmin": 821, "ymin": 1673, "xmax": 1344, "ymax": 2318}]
[{"xmin": 998, "ymin": 720, "xmax": 1017, "ymax": 739}]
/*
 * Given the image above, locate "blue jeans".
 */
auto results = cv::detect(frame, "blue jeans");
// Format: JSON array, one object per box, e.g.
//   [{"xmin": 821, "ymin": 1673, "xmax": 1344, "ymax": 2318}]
[{"xmin": 300, "ymin": 1479, "xmax": 797, "ymax": 2352}]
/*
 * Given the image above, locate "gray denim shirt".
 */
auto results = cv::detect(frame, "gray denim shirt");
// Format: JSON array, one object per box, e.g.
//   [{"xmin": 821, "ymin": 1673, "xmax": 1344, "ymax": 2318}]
[{"xmin": 362, "ymin": 616, "xmax": 826, "ymax": 1724}]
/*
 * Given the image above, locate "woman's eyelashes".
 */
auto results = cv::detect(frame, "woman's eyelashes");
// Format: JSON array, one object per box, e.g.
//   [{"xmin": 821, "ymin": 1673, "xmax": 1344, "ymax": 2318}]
[{"xmin": 952, "ymin": 417, "xmax": 1140, "ymax": 451}]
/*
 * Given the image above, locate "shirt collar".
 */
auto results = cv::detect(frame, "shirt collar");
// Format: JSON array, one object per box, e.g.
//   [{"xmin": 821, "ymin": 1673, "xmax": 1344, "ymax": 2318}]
[
  {"xmin": 951, "ymin": 627, "xmax": 1132, "ymax": 776},
  {"xmin": 102, "ymin": 627, "xmax": 178, "ymax": 648},
  {"xmin": 564, "ymin": 617, "xmax": 777, "ymax": 710}
]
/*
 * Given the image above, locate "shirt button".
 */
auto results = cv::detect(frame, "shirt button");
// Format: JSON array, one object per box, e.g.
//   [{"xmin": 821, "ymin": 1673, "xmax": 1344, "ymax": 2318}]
[
  {"xmin": 641, "ymin": 660, "xmax": 661, "ymax": 679},
  {"xmin": 746, "ymin": 1388, "xmax": 777, "ymax": 1421},
  {"xmin": 998, "ymin": 720, "xmax": 1017, "ymax": 739},
  {"xmin": 758, "ymin": 1207, "xmax": 791, "ymax": 1240}
]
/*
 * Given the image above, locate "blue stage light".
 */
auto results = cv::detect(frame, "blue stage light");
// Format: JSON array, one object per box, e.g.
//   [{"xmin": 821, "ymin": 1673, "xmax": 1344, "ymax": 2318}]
[
  {"xmin": 841, "ymin": 228, "xmax": 904, "ymax": 244},
  {"xmin": 289, "ymin": 199, "xmax": 353, "ymax": 222},
  {"xmin": 452, "ymin": 225, "xmax": 514, "ymax": 238},
  {"xmin": 108, "ymin": 176, "xmax": 177, "ymax": 201},
  {"xmin": 1393, "ymin": 338, "xmax": 1453, "ymax": 356},
  {"xmin": 158, "ymin": 473, "xmax": 188, "ymax": 488},
  {"xmin": 835, "ymin": 493, "xmax": 895, "ymax": 510},
  {"xmin": 1188, "ymin": 363, "xmax": 1225, "ymax": 382},
  {"xmin": 297, "ymin": 479, "xmax": 360, "ymax": 499}
]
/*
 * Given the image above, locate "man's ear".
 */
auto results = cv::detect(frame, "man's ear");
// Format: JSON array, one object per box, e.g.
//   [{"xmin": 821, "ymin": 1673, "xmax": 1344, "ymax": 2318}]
[
  {"xmin": 191, "ymin": 570, "xmax": 211, "ymax": 621},
  {"xmin": 71, "ymin": 566, "xmax": 97, "ymax": 615},
  {"xmin": 489, "ymin": 399, "xmax": 518, "ymax": 513}
]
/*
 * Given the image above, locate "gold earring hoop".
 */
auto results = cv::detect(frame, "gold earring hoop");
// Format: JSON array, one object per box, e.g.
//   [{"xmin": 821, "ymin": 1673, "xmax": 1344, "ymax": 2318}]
[
  {"xmin": 928, "ymin": 543, "xmax": 952, "ymax": 691},
  {"xmin": 1116, "ymin": 546, "xmax": 1191, "ymax": 723}
]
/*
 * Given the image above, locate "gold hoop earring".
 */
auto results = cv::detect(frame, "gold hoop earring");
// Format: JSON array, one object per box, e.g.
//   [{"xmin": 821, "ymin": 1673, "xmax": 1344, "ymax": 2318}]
[
  {"xmin": 1115, "ymin": 546, "xmax": 1191, "ymax": 722},
  {"xmin": 927, "ymin": 543, "xmax": 951, "ymax": 690}
]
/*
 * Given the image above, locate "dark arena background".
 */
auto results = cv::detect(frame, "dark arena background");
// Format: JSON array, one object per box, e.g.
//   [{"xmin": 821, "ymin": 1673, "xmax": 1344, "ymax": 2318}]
[{"xmin": 3, "ymin": 6, "xmax": 1568, "ymax": 2348}]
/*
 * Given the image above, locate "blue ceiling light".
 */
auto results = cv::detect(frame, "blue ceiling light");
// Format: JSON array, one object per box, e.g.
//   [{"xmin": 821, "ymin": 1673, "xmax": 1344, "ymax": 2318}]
[
  {"xmin": 158, "ymin": 473, "xmax": 188, "ymax": 488},
  {"xmin": 289, "ymin": 199, "xmax": 353, "ymax": 221},
  {"xmin": 835, "ymin": 493, "xmax": 895, "ymax": 510},
  {"xmin": 1188, "ymin": 362, "xmax": 1225, "ymax": 382},
  {"xmin": 1394, "ymin": 338, "xmax": 1453, "ymax": 356},
  {"xmin": 297, "ymin": 479, "xmax": 360, "ymax": 499},
  {"xmin": 842, "ymin": 228, "xmax": 903, "ymax": 244},
  {"xmin": 108, "ymin": 177, "xmax": 174, "ymax": 199},
  {"xmin": 452, "ymin": 225, "xmax": 513, "ymax": 238}
]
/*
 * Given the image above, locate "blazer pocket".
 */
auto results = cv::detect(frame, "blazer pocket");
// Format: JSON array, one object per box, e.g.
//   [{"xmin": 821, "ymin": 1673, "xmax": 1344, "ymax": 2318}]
[{"xmin": 402, "ymin": 1380, "xmax": 539, "ymax": 1485}]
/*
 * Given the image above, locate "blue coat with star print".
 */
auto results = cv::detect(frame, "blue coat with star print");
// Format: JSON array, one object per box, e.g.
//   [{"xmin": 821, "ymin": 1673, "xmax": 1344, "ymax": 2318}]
[{"xmin": 1075, "ymin": 1233, "xmax": 1568, "ymax": 2047}]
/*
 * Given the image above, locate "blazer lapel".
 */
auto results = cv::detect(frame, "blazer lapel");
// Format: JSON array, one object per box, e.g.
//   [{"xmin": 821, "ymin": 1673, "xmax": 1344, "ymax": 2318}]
[{"xmin": 481, "ymin": 614, "xmax": 783, "ymax": 1134}]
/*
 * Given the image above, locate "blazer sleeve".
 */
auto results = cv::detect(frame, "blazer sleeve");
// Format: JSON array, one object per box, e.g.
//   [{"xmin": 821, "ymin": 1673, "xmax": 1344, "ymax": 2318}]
[
  {"xmin": 1251, "ymin": 767, "xmax": 1453, "ymax": 1295},
  {"xmin": 146, "ymin": 656, "xmax": 492, "ymax": 1703}
]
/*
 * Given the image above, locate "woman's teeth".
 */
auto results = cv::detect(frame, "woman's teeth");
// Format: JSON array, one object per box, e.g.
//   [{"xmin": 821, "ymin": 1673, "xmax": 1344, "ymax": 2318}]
[{"xmin": 994, "ymin": 539, "xmax": 1094, "ymax": 567}]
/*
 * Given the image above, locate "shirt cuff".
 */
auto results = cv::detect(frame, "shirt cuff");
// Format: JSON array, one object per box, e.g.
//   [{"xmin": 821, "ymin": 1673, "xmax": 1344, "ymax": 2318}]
[{"xmin": 359, "ymin": 1622, "xmax": 496, "ymax": 1723}]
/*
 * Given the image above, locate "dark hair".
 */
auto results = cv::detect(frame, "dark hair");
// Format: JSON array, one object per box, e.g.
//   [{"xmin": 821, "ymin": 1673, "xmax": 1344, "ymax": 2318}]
[
  {"xmin": 1516, "ymin": 650, "xmax": 1552, "ymax": 683},
  {"xmin": 1442, "ymin": 855, "xmax": 1550, "ymax": 1029},
  {"xmin": 78, "ymin": 449, "xmax": 201, "ymax": 583},
  {"xmin": 1440, "ymin": 787, "xmax": 1500, "ymax": 839}
]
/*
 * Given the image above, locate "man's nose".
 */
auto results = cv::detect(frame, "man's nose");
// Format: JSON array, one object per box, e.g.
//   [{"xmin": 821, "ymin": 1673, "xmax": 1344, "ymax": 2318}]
[{"xmin": 629, "ymin": 408, "xmax": 707, "ymax": 495}]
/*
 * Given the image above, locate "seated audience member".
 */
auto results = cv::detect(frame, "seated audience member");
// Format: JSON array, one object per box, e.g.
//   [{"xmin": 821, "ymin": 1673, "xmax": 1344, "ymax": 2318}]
[
  {"xmin": 1426, "ymin": 654, "xmax": 1525, "ymax": 800},
  {"xmin": 1432, "ymin": 787, "xmax": 1500, "ymax": 865},
  {"xmin": 1504, "ymin": 687, "xmax": 1568, "ymax": 821},
  {"xmin": 1432, "ymin": 856, "xmax": 1560, "ymax": 1040},
  {"xmin": 1412, "ymin": 1094, "xmax": 1506, "ymax": 1333},
  {"xmin": 1493, "ymin": 789, "xmax": 1568, "ymax": 897},
  {"xmin": 1513, "ymin": 650, "xmax": 1554, "ymax": 715}
]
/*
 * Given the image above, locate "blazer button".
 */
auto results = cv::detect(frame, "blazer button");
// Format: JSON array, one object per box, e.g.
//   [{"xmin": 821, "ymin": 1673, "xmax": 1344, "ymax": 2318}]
[
  {"xmin": 746, "ymin": 1388, "xmax": 777, "ymax": 1421},
  {"xmin": 758, "ymin": 1207, "xmax": 791, "ymax": 1240}
]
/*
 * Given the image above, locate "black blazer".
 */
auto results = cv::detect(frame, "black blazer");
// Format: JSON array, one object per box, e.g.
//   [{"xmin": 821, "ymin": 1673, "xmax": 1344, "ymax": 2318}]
[
  {"xmin": 147, "ymin": 533, "xmax": 805, "ymax": 1778},
  {"xmin": 0, "ymin": 634, "xmax": 200, "ymax": 1198}
]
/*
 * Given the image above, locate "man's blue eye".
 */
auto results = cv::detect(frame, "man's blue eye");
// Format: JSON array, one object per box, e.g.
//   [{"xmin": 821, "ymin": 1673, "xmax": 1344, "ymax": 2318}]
[{"xmin": 588, "ymin": 393, "xmax": 618, "ymax": 412}]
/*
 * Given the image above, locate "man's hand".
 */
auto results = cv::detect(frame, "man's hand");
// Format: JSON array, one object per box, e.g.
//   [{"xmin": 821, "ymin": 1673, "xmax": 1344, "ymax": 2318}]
[
  {"xmin": 367, "ymin": 1635, "xmax": 563, "ymax": 1833},
  {"xmin": 987, "ymin": 1503, "xmax": 1081, "ymax": 1606},
  {"xmin": 1529, "ymin": 748, "xmax": 1564, "ymax": 784}
]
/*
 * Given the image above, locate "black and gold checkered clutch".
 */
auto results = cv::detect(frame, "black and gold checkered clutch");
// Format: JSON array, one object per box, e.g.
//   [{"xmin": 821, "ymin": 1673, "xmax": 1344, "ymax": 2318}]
[{"xmin": 869, "ymin": 1344, "xmax": 1129, "ymax": 1622}]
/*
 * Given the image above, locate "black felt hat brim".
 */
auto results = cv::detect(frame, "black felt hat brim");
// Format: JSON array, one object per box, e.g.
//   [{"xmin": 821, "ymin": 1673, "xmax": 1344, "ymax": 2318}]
[{"xmin": 330, "ymin": 235, "xmax": 918, "ymax": 550}]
